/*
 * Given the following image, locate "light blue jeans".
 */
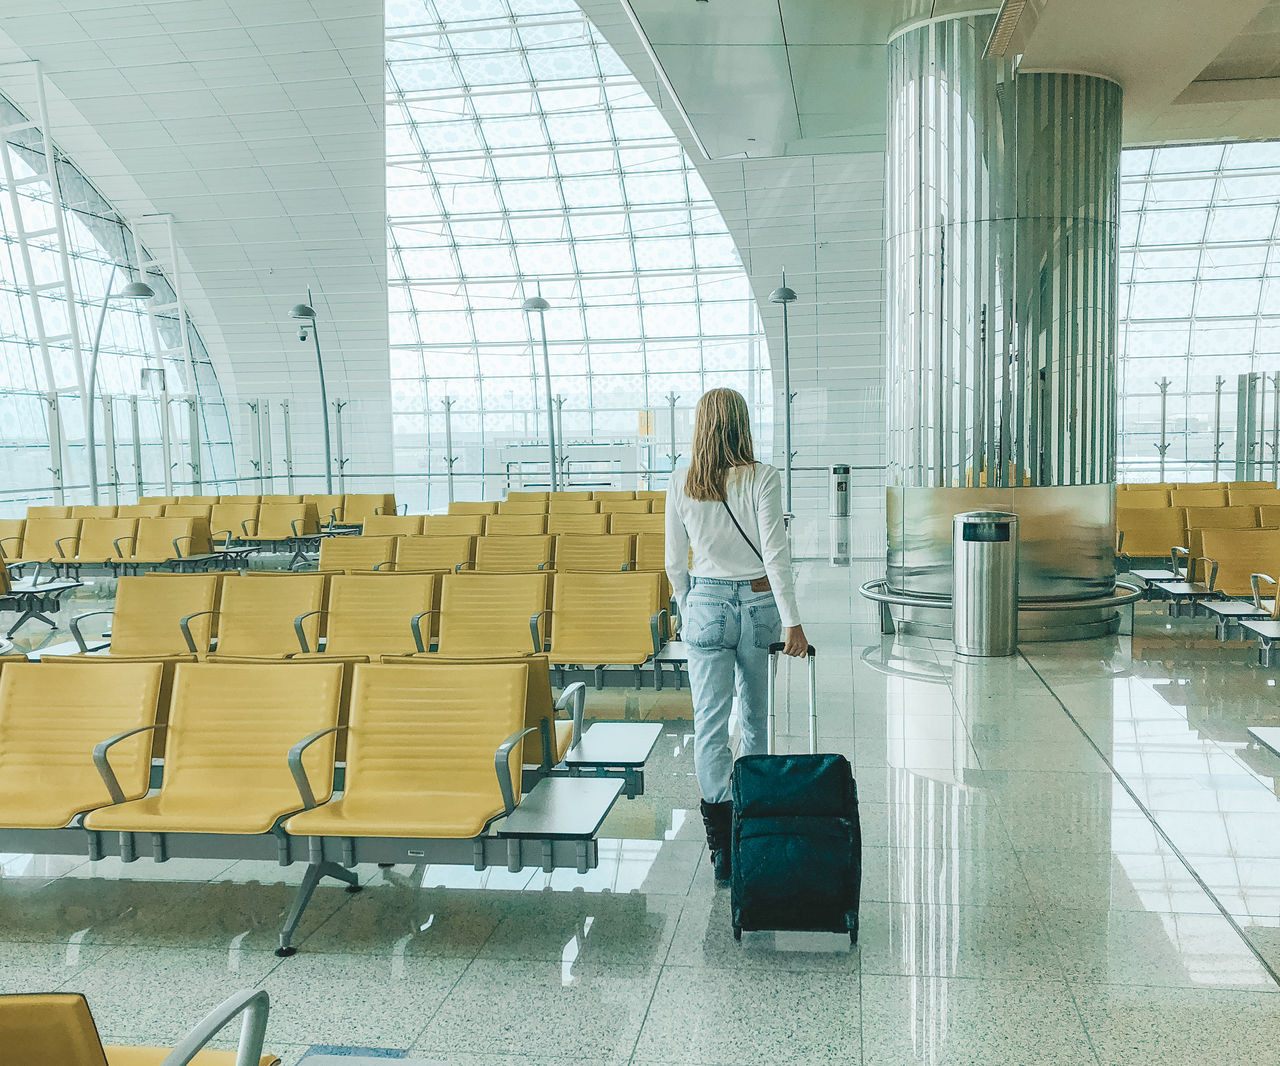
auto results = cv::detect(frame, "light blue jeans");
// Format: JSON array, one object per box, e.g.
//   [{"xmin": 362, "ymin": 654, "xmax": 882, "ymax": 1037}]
[{"xmin": 683, "ymin": 577, "xmax": 783, "ymax": 803}]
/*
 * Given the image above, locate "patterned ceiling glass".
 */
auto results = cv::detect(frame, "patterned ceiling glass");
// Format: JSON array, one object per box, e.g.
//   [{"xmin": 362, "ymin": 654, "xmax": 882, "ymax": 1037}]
[
  {"xmin": 385, "ymin": 0, "xmax": 769, "ymax": 503},
  {"xmin": 1118, "ymin": 141, "xmax": 1280, "ymax": 481},
  {"xmin": 0, "ymin": 93, "xmax": 233, "ymax": 512}
]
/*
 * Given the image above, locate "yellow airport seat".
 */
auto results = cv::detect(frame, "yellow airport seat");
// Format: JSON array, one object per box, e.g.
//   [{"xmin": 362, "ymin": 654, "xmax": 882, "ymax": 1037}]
[
  {"xmin": 634, "ymin": 532, "xmax": 665, "ymax": 571},
  {"xmin": 68, "ymin": 518, "xmax": 137, "ymax": 564},
  {"xmin": 70, "ymin": 505, "xmax": 117, "ymax": 519},
  {"xmin": 609, "ymin": 512, "xmax": 665, "ymax": 535},
  {"xmin": 284, "ymin": 662, "xmax": 529, "ymax": 839},
  {"xmin": 473, "ymin": 534, "xmax": 553, "ymax": 572},
  {"xmin": 122, "ymin": 517, "xmax": 212, "ymax": 562},
  {"xmin": 209, "ymin": 503, "xmax": 259, "ymax": 544},
  {"xmin": 547, "ymin": 571, "xmax": 664, "ymax": 667},
  {"xmin": 318, "ymin": 535, "xmax": 397, "ymax": 573},
  {"xmin": 342, "ymin": 493, "xmax": 397, "ymax": 527},
  {"xmin": 0, "ymin": 661, "xmax": 162, "ymax": 828},
  {"xmin": 1200, "ymin": 529, "xmax": 1280, "ymax": 597},
  {"xmin": 71, "ymin": 574, "xmax": 220, "ymax": 657},
  {"xmin": 0, "ymin": 992, "xmax": 281, "ymax": 1066},
  {"xmin": 85, "ymin": 661, "xmax": 343, "ymax": 835},
  {"xmin": 363, "ymin": 514, "xmax": 423, "ymax": 537},
  {"xmin": 1228, "ymin": 486, "xmax": 1280, "ymax": 507},
  {"xmin": 242, "ymin": 503, "xmax": 318, "ymax": 540},
  {"xmin": 484, "ymin": 513, "xmax": 547, "ymax": 536},
  {"xmin": 204, "ymin": 573, "xmax": 326, "ymax": 657},
  {"xmin": 394, "ymin": 534, "xmax": 473, "ymax": 572},
  {"xmin": 600, "ymin": 500, "xmax": 651, "ymax": 514},
  {"xmin": 649, "ymin": 496, "xmax": 666, "ymax": 513},
  {"xmin": 549, "ymin": 491, "xmax": 593, "ymax": 501},
  {"xmin": 304, "ymin": 493, "xmax": 345, "ymax": 525},
  {"xmin": 592, "ymin": 491, "xmax": 635, "ymax": 501},
  {"xmin": 217, "ymin": 494, "xmax": 260, "ymax": 505},
  {"xmin": 114, "ymin": 504, "xmax": 166, "ymax": 518},
  {"xmin": 507, "ymin": 491, "xmax": 549, "ymax": 501},
  {"xmin": 259, "ymin": 494, "xmax": 303, "ymax": 504},
  {"xmin": 26, "ymin": 505, "xmax": 70, "ymax": 518},
  {"xmin": 304, "ymin": 572, "xmax": 435, "ymax": 656},
  {"xmin": 138, "ymin": 496, "xmax": 177, "ymax": 506},
  {"xmin": 1117, "ymin": 491, "xmax": 1170, "ymax": 509},
  {"xmin": 448, "ymin": 501, "xmax": 499, "ymax": 516},
  {"xmin": 1116, "ymin": 508, "xmax": 1186, "ymax": 558},
  {"xmin": 497, "ymin": 499, "xmax": 549, "ymax": 514},
  {"xmin": 15, "ymin": 518, "xmax": 80, "ymax": 563},
  {"xmin": 636, "ymin": 490, "xmax": 666, "ymax": 502},
  {"xmin": 436, "ymin": 571, "xmax": 550, "ymax": 656},
  {"xmin": 554, "ymin": 533, "xmax": 633, "ymax": 571},
  {"xmin": 424, "ymin": 514, "xmax": 485, "ymax": 536},
  {"xmin": 1170, "ymin": 487, "xmax": 1227, "ymax": 508},
  {"xmin": 548, "ymin": 513, "xmax": 609, "ymax": 535},
  {"xmin": 1182, "ymin": 506, "xmax": 1258, "ymax": 532},
  {"xmin": 176, "ymin": 495, "xmax": 220, "ymax": 505},
  {"xmin": 381, "ymin": 652, "xmax": 573, "ymax": 766},
  {"xmin": 0, "ymin": 519, "xmax": 23, "ymax": 558},
  {"xmin": 1260, "ymin": 505, "xmax": 1280, "ymax": 527},
  {"xmin": 164, "ymin": 505, "xmax": 213, "ymax": 522},
  {"xmin": 547, "ymin": 499, "xmax": 601, "ymax": 514}
]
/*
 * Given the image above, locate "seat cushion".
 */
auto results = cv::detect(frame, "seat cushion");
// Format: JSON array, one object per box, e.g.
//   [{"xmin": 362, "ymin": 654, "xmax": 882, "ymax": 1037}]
[
  {"xmin": 83, "ymin": 789, "xmax": 302, "ymax": 835},
  {"xmin": 105, "ymin": 1049, "xmax": 279, "ymax": 1066},
  {"xmin": 285, "ymin": 790, "xmax": 504, "ymax": 839}
]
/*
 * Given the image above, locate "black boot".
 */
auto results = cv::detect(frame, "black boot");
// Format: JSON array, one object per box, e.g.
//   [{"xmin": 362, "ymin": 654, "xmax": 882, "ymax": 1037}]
[{"xmin": 700, "ymin": 799, "xmax": 733, "ymax": 883}]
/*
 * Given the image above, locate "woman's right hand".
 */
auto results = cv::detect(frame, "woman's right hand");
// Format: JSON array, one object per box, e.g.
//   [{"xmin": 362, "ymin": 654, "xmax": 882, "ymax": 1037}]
[{"xmin": 782, "ymin": 624, "xmax": 809, "ymax": 657}]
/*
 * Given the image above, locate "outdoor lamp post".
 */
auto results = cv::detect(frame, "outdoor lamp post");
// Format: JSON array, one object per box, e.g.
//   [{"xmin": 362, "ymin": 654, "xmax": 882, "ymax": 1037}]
[
  {"xmin": 86, "ymin": 278, "xmax": 155, "ymax": 501},
  {"xmin": 769, "ymin": 273, "xmax": 798, "ymax": 521},
  {"xmin": 522, "ymin": 290, "xmax": 558, "ymax": 491},
  {"xmin": 288, "ymin": 297, "xmax": 334, "ymax": 493}
]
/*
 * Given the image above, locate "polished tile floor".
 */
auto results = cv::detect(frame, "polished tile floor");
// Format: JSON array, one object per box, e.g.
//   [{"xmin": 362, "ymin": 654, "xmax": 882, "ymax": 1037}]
[{"xmin": 5, "ymin": 560, "xmax": 1280, "ymax": 1064}]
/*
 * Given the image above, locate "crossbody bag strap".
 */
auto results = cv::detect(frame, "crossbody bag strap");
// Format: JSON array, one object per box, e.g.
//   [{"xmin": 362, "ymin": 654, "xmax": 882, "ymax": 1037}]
[{"xmin": 721, "ymin": 498, "xmax": 764, "ymax": 563}]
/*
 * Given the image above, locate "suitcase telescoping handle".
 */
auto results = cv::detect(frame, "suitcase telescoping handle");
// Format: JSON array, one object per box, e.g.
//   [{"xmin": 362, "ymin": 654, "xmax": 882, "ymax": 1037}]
[{"xmin": 765, "ymin": 642, "xmax": 817, "ymax": 756}]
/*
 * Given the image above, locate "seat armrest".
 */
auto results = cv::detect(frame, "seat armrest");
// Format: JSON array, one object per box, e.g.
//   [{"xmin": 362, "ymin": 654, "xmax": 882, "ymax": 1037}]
[
  {"xmin": 650, "ymin": 609, "xmax": 670, "ymax": 654},
  {"xmin": 530, "ymin": 610, "xmax": 549, "ymax": 652},
  {"xmin": 94, "ymin": 724, "xmax": 164, "ymax": 803},
  {"xmin": 54, "ymin": 535, "xmax": 77, "ymax": 559},
  {"xmin": 1116, "ymin": 530, "xmax": 1125, "ymax": 554},
  {"xmin": 112, "ymin": 535, "xmax": 136, "ymax": 559},
  {"xmin": 0, "ymin": 535, "xmax": 19, "ymax": 554},
  {"xmin": 172, "ymin": 535, "xmax": 195, "ymax": 559},
  {"xmin": 495, "ymin": 726, "xmax": 541, "ymax": 814},
  {"xmin": 241, "ymin": 518, "xmax": 258, "ymax": 537},
  {"xmin": 1200, "ymin": 556, "xmax": 1219, "ymax": 591},
  {"xmin": 1253, "ymin": 573, "xmax": 1278, "ymax": 616},
  {"xmin": 455, "ymin": 561, "xmax": 474, "ymax": 571},
  {"xmin": 555, "ymin": 681, "xmax": 587, "ymax": 749},
  {"xmin": 71, "ymin": 608, "xmax": 115, "ymax": 653},
  {"xmin": 373, "ymin": 560, "xmax": 393, "ymax": 571},
  {"xmin": 212, "ymin": 528, "xmax": 233, "ymax": 548},
  {"xmin": 1170, "ymin": 546, "xmax": 1189, "ymax": 578},
  {"xmin": 287, "ymin": 726, "xmax": 344, "ymax": 809},
  {"xmin": 180, "ymin": 610, "xmax": 217, "ymax": 654},
  {"xmin": 410, "ymin": 609, "xmax": 436, "ymax": 653},
  {"xmin": 159, "ymin": 988, "xmax": 269, "ymax": 1066},
  {"xmin": 294, "ymin": 609, "xmax": 324, "ymax": 654}
]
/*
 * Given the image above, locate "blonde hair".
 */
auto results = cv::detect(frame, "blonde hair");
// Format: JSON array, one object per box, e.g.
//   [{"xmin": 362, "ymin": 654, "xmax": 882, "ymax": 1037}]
[{"xmin": 686, "ymin": 388, "xmax": 756, "ymax": 501}]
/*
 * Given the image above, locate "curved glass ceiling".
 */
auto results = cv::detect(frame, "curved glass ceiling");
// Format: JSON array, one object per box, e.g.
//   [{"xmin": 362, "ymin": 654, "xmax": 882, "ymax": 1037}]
[{"xmin": 385, "ymin": 0, "xmax": 768, "ymax": 501}]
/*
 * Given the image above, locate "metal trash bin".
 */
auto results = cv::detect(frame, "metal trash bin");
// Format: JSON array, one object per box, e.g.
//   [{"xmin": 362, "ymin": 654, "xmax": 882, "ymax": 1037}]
[
  {"xmin": 829, "ymin": 464, "xmax": 851, "ymax": 566},
  {"xmin": 952, "ymin": 511, "xmax": 1018, "ymax": 656}
]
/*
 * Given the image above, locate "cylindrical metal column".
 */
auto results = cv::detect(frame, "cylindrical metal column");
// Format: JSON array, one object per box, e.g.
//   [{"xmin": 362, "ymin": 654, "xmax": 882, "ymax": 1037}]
[{"xmin": 885, "ymin": 13, "xmax": 1122, "ymax": 610}]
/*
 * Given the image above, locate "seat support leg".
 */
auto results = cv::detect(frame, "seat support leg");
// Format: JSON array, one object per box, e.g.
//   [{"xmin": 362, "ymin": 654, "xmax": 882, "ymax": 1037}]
[{"xmin": 277, "ymin": 860, "xmax": 359, "ymax": 957}]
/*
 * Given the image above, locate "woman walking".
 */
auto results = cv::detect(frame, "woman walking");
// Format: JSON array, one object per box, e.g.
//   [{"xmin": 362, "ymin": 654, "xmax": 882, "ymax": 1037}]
[{"xmin": 665, "ymin": 388, "xmax": 808, "ymax": 882}]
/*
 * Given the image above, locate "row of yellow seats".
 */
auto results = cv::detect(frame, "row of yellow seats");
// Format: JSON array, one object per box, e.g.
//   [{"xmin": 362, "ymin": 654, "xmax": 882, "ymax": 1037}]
[
  {"xmin": 1117, "ymin": 483, "xmax": 1279, "ymax": 508},
  {"xmin": 358, "ymin": 511, "xmax": 665, "ymax": 538},
  {"xmin": 2, "ymin": 516, "xmax": 215, "ymax": 566},
  {"xmin": 1116, "ymin": 506, "xmax": 1280, "ymax": 557},
  {"xmin": 1166, "ymin": 527, "xmax": 1280, "ymax": 607},
  {"xmin": 0, "ymin": 658, "xmax": 595, "ymax": 954},
  {"xmin": 25, "ymin": 492, "xmax": 396, "ymax": 527},
  {"xmin": 449, "ymin": 498, "xmax": 664, "ymax": 516},
  {"xmin": 75, "ymin": 569, "xmax": 668, "ymax": 668},
  {"xmin": 1119, "ymin": 481, "xmax": 1273, "ymax": 490},
  {"xmin": 505, "ymin": 489, "xmax": 664, "ymax": 502},
  {"xmin": 317, "ymin": 532, "xmax": 665, "ymax": 575}
]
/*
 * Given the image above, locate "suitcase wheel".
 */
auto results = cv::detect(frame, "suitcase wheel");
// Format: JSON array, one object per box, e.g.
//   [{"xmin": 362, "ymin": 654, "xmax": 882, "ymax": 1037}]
[
  {"xmin": 732, "ymin": 926, "xmax": 742, "ymax": 941},
  {"xmin": 850, "ymin": 931, "xmax": 858, "ymax": 945}
]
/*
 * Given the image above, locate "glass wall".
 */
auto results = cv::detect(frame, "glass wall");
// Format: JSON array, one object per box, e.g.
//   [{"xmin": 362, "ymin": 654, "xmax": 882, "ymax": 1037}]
[
  {"xmin": 1118, "ymin": 141, "xmax": 1280, "ymax": 482},
  {"xmin": 385, "ymin": 0, "xmax": 769, "ymax": 508},
  {"xmin": 0, "ymin": 94, "xmax": 233, "ymax": 514}
]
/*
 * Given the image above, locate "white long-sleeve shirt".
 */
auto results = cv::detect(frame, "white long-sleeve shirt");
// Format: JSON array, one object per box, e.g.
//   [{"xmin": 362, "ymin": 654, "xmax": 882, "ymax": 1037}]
[{"xmin": 664, "ymin": 462, "xmax": 802, "ymax": 628}]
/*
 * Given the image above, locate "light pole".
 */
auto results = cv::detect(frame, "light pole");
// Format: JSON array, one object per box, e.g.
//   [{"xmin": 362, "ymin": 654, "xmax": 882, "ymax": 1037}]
[
  {"xmin": 522, "ymin": 290, "xmax": 558, "ymax": 491},
  {"xmin": 769, "ymin": 272, "xmax": 798, "ymax": 520},
  {"xmin": 86, "ymin": 277, "xmax": 154, "ymax": 501},
  {"xmin": 289, "ymin": 296, "xmax": 334, "ymax": 493}
]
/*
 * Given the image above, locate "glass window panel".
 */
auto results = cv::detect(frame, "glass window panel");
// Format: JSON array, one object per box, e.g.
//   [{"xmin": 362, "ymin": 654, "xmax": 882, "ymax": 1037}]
[
  {"xmin": 1138, "ymin": 209, "xmax": 1207, "ymax": 245},
  {"xmin": 1206, "ymin": 205, "xmax": 1278, "ymax": 243},
  {"xmin": 1195, "ymin": 278, "xmax": 1261, "ymax": 318}
]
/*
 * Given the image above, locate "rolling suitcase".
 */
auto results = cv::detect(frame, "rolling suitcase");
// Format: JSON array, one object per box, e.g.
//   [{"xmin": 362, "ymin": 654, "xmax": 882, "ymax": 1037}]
[{"xmin": 730, "ymin": 642, "xmax": 861, "ymax": 943}]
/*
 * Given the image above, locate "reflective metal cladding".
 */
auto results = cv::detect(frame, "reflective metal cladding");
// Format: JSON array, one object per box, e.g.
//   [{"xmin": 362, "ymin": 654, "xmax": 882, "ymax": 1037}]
[{"xmin": 886, "ymin": 14, "xmax": 1123, "ymax": 491}]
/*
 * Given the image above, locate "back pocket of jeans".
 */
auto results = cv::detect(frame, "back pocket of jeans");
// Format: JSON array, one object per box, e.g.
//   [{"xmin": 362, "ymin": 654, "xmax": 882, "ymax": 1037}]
[
  {"xmin": 748, "ymin": 602, "xmax": 781, "ymax": 649},
  {"xmin": 684, "ymin": 597, "xmax": 727, "ymax": 649}
]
